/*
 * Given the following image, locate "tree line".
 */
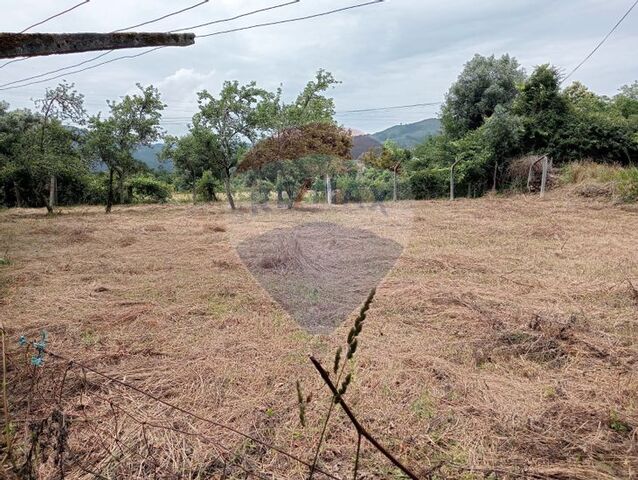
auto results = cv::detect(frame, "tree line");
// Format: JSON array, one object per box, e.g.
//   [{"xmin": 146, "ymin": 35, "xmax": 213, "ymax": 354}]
[
  {"xmin": 404, "ymin": 55, "xmax": 638, "ymax": 199},
  {"xmin": 1, "ymin": 56, "xmax": 637, "ymax": 213},
  {"xmin": 0, "ymin": 70, "xmax": 352, "ymax": 212}
]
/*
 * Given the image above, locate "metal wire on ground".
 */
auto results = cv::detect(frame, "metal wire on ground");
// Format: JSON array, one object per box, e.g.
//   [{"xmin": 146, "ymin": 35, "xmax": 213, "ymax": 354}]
[{"xmin": 43, "ymin": 348, "xmax": 343, "ymax": 480}]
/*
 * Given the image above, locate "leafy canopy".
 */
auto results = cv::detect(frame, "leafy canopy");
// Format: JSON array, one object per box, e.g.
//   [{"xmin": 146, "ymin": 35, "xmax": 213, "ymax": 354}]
[{"xmin": 441, "ymin": 54, "xmax": 525, "ymax": 138}]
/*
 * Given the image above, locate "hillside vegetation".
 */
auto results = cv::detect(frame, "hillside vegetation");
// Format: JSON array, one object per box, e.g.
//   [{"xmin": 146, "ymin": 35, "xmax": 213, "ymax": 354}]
[{"xmin": 371, "ymin": 118, "xmax": 441, "ymax": 147}]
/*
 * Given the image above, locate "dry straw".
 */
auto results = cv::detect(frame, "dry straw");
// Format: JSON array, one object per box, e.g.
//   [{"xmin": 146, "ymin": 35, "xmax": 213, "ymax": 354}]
[{"xmin": 1, "ymin": 192, "xmax": 637, "ymax": 478}]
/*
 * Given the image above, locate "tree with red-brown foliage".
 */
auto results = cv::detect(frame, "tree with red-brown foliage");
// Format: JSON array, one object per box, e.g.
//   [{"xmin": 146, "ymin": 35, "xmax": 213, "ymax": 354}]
[{"xmin": 240, "ymin": 122, "xmax": 352, "ymax": 208}]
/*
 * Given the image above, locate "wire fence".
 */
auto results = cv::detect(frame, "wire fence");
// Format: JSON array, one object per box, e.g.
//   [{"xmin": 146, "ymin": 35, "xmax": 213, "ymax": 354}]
[
  {"xmin": 4, "ymin": 339, "xmax": 345, "ymax": 479},
  {"xmin": 2, "ymin": 323, "xmax": 552, "ymax": 480},
  {"xmin": 3, "ymin": 325, "xmax": 431, "ymax": 480}
]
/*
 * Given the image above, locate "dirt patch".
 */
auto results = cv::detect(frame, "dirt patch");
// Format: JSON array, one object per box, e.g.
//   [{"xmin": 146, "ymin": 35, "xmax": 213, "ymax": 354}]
[{"xmin": 237, "ymin": 221, "xmax": 402, "ymax": 333}]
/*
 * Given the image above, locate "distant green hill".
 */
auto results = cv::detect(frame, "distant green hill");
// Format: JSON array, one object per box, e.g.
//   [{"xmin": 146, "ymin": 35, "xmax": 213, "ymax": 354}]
[
  {"xmin": 133, "ymin": 144, "xmax": 172, "ymax": 171},
  {"xmin": 371, "ymin": 118, "xmax": 441, "ymax": 148}
]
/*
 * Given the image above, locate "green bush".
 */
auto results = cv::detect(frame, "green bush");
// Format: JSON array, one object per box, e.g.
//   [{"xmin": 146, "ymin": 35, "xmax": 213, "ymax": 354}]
[
  {"xmin": 127, "ymin": 175, "xmax": 171, "ymax": 203},
  {"xmin": 616, "ymin": 167, "xmax": 638, "ymax": 203},
  {"xmin": 248, "ymin": 177, "xmax": 273, "ymax": 204},
  {"xmin": 409, "ymin": 168, "xmax": 449, "ymax": 199},
  {"xmin": 363, "ymin": 170, "xmax": 393, "ymax": 201},
  {"xmin": 332, "ymin": 169, "xmax": 408, "ymax": 203},
  {"xmin": 310, "ymin": 177, "xmax": 326, "ymax": 202},
  {"xmin": 81, "ymin": 174, "xmax": 109, "ymax": 205},
  {"xmin": 196, "ymin": 170, "xmax": 221, "ymax": 202},
  {"xmin": 335, "ymin": 175, "xmax": 365, "ymax": 202}
]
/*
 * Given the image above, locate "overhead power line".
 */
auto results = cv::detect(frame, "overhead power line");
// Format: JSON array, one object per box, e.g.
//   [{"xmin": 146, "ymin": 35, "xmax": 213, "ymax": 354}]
[
  {"xmin": 159, "ymin": 101, "xmax": 442, "ymax": 122},
  {"xmin": 0, "ymin": 50, "xmax": 115, "ymax": 88},
  {"xmin": 171, "ymin": 0, "xmax": 300, "ymax": 32},
  {"xmin": 562, "ymin": 0, "xmax": 638, "ymax": 83},
  {"xmin": 336, "ymin": 101, "xmax": 442, "ymax": 114},
  {"xmin": 0, "ymin": 57, "xmax": 28, "ymax": 71},
  {"xmin": 197, "ymin": 0, "xmax": 384, "ymax": 38},
  {"xmin": 0, "ymin": 47, "xmax": 165, "ymax": 91},
  {"xmin": 19, "ymin": 0, "xmax": 90, "ymax": 33},
  {"xmin": 0, "ymin": 1, "xmax": 299, "ymax": 89},
  {"xmin": 115, "ymin": 0, "xmax": 209, "ymax": 32},
  {"xmin": 0, "ymin": 1, "xmax": 383, "ymax": 91}
]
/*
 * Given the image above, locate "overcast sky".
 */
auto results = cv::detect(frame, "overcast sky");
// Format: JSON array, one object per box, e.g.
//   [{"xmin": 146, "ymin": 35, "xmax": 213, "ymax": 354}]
[{"xmin": 1, "ymin": 0, "xmax": 637, "ymax": 135}]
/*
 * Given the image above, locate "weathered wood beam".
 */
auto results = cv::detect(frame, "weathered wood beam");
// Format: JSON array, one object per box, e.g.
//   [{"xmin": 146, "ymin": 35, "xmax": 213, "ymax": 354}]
[{"xmin": 0, "ymin": 32, "xmax": 195, "ymax": 58}]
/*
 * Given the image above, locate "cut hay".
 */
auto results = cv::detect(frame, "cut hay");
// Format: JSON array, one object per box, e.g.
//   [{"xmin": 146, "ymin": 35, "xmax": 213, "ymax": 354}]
[{"xmin": 1, "ymin": 195, "xmax": 637, "ymax": 479}]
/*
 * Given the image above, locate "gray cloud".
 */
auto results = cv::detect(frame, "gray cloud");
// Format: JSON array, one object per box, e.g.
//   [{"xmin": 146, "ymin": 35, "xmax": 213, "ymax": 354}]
[{"xmin": 2, "ymin": 0, "xmax": 637, "ymax": 135}]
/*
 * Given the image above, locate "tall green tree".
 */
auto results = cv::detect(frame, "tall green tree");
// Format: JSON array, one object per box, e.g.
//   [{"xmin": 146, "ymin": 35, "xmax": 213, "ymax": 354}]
[
  {"xmin": 480, "ymin": 105, "xmax": 524, "ymax": 189},
  {"xmin": 160, "ymin": 122, "xmax": 223, "ymax": 202},
  {"xmin": 195, "ymin": 81, "xmax": 270, "ymax": 209},
  {"xmin": 441, "ymin": 54, "xmax": 525, "ymax": 138},
  {"xmin": 84, "ymin": 84, "xmax": 164, "ymax": 213},
  {"xmin": 514, "ymin": 64, "xmax": 567, "ymax": 155},
  {"xmin": 34, "ymin": 81, "xmax": 86, "ymax": 212},
  {"xmin": 0, "ymin": 105, "xmax": 40, "ymax": 207}
]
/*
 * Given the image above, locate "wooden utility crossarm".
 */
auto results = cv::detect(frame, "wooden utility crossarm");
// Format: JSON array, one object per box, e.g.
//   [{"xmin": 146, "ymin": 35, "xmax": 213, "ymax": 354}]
[{"xmin": 0, "ymin": 32, "xmax": 195, "ymax": 58}]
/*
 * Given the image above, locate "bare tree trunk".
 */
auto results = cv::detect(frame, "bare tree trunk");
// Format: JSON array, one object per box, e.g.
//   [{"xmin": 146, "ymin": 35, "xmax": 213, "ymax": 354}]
[
  {"xmin": 192, "ymin": 171, "xmax": 197, "ymax": 203},
  {"xmin": 492, "ymin": 161, "xmax": 498, "ymax": 192},
  {"xmin": 105, "ymin": 168, "xmax": 114, "ymax": 213},
  {"xmin": 224, "ymin": 172, "xmax": 235, "ymax": 210},
  {"xmin": 450, "ymin": 159, "xmax": 460, "ymax": 201},
  {"xmin": 117, "ymin": 173, "xmax": 126, "ymax": 204},
  {"xmin": 13, "ymin": 182, "xmax": 22, "ymax": 208},
  {"xmin": 326, "ymin": 174, "xmax": 332, "ymax": 205},
  {"xmin": 392, "ymin": 166, "xmax": 398, "ymax": 202},
  {"xmin": 47, "ymin": 174, "xmax": 56, "ymax": 212}
]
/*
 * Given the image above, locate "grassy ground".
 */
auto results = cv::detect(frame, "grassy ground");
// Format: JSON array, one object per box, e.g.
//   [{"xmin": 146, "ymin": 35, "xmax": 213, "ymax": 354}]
[{"xmin": 1, "ymin": 191, "xmax": 637, "ymax": 479}]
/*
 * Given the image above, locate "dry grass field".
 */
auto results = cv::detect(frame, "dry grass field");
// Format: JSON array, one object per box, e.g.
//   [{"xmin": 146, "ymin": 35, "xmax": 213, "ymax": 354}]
[{"xmin": 1, "ymin": 191, "xmax": 637, "ymax": 479}]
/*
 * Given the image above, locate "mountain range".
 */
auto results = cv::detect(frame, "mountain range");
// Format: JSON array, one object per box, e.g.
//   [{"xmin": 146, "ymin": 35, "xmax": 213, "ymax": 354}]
[{"xmin": 133, "ymin": 118, "xmax": 441, "ymax": 171}]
